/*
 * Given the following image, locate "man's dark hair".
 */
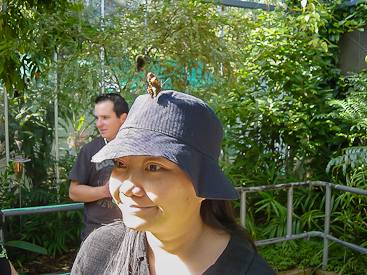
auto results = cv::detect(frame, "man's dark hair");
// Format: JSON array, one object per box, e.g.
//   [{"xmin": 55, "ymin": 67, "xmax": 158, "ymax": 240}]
[{"xmin": 94, "ymin": 93, "xmax": 129, "ymax": 118}]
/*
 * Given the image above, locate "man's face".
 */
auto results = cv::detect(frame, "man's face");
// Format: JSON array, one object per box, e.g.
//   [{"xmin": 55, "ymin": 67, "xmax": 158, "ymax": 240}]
[{"xmin": 94, "ymin": 101, "xmax": 126, "ymax": 142}]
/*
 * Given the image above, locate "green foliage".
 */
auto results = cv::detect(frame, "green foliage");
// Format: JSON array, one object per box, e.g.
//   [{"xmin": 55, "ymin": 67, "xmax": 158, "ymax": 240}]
[
  {"xmin": 5, "ymin": 240, "xmax": 47, "ymax": 255},
  {"xmin": 0, "ymin": 0, "xmax": 84, "ymax": 93},
  {"xmin": 0, "ymin": 164, "xmax": 17, "ymax": 209},
  {"xmin": 6, "ymin": 91, "xmax": 55, "ymax": 189},
  {"xmin": 329, "ymin": 167, "xmax": 367, "ymax": 245},
  {"xmin": 210, "ymin": 8, "xmax": 367, "ymax": 274},
  {"xmin": 324, "ymin": 72, "xmax": 367, "ymax": 175},
  {"xmin": 259, "ymin": 240, "xmax": 367, "ymax": 274},
  {"xmin": 216, "ymin": 2, "xmax": 344, "ymax": 190},
  {"xmin": 36, "ymin": 0, "xmax": 240, "ymax": 102},
  {"xmin": 245, "ymin": 186, "xmax": 326, "ymax": 241},
  {"xmin": 258, "ymin": 240, "xmax": 323, "ymax": 272},
  {"xmin": 12, "ymin": 211, "xmax": 81, "ymax": 258},
  {"xmin": 326, "ymin": 243, "xmax": 367, "ymax": 275},
  {"xmin": 327, "ymin": 146, "xmax": 367, "ymax": 174},
  {"xmin": 2, "ymin": 154, "xmax": 82, "ymax": 263}
]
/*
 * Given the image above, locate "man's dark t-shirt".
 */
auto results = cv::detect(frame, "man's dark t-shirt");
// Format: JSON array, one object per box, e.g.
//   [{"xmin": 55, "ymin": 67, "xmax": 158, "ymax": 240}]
[{"xmin": 68, "ymin": 137, "xmax": 122, "ymax": 240}]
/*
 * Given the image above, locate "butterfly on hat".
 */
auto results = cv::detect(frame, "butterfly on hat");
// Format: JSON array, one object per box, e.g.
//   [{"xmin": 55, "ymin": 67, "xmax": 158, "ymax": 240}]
[
  {"xmin": 147, "ymin": 72, "xmax": 162, "ymax": 98},
  {"xmin": 146, "ymin": 72, "xmax": 171, "ymax": 98}
]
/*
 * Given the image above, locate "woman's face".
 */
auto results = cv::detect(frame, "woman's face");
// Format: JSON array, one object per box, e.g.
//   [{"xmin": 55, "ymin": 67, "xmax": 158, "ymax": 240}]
[{"xmin": 109, "ymin": 156, "xmax": 204, "ymax": 236}]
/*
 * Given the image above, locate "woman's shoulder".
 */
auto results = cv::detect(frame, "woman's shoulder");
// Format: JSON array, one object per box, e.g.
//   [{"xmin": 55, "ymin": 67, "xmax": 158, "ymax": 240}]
[
  {"xmin": 71, "ymin": 221, "xmax": 127, "ymax": 275},
  {"xmin": 92, "ymin": 219, "xmax": 127, "ymax": 235},
  {"xmin": 230, "ymin": 234, "xmax": 276, "ymax": 274},
  {"xmin": 85, "ymin": 220, "xmax": 126, "ymax": 247},
  {"xmin": 203, "ymin": 234, "xmax": 276, "ymax": 275}
]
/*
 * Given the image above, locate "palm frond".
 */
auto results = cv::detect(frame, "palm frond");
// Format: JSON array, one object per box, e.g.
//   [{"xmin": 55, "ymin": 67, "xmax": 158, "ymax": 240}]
[{"xmin": 327, "ymin": 146, "xmax": 367, "ymax": 175}]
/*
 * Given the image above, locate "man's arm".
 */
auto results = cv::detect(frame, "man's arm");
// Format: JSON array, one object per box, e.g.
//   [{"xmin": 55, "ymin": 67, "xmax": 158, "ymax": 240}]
[{"xmin": 69, "ymin": 180, "xmax": 111, "ymax": 202}]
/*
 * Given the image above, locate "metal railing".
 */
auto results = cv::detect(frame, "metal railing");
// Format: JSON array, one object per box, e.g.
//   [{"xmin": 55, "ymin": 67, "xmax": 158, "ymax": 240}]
[
  {"xmin": 237, "ymin": 181, "xmax": 367, "ymax": 268},
  {"xmin": 1, "ymin": 181, "xmax": 367, "ymax": 270},
  {"xmin": 0, "ymin": 203, "xmax": 84, "ymax": 246}
]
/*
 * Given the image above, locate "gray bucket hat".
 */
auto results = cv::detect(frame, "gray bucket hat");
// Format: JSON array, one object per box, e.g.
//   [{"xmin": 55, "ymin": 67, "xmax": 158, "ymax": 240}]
[{"xmin": 92, "ymin": 90, "xmax": 239, "ymax": 200}]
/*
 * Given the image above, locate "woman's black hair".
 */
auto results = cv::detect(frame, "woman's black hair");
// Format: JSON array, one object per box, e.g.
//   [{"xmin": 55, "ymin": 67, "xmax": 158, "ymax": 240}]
[{"xmin": 200, "ymin": 199, "xmax": 256, "ymax": 251}]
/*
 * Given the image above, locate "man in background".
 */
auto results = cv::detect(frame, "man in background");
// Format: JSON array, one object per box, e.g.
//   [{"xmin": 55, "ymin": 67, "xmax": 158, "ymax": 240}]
[{"xmin": 69, "ymin": 93, "xmax": 129, "ymax": 241}]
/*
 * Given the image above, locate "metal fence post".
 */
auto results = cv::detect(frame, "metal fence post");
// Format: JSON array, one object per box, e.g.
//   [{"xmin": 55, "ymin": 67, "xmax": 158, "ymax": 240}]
[
  {"xmin": 322, "ymin": 184, "xmax": 332, "ymax": 269},
  {"xmin": 240, "ymin": 191, "xmax": 246, "ymax": 228},
  {"xmin": 287, "ymin": 186, "xmax": 293, "ymax": 238}
]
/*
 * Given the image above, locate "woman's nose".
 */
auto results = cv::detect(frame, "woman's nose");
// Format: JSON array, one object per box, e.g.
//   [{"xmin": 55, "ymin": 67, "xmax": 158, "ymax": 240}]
[{"xmin": 119, "ymin": 180, "xmax": 145, "ymax": 198}]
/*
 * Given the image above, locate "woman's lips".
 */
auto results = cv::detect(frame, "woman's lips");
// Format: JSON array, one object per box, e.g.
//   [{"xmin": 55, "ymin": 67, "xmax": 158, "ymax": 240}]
[
  {"xmin": 124, "ymin": 204, "xmax": 157, "ymax": 213},
  {"xmin": 131, "ymin": 205, "xmax": 154, "ymax": 210}
]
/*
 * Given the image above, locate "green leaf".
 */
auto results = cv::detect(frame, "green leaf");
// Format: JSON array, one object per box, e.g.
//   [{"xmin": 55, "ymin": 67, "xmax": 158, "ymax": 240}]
[
  {"xmin": 321, "ymin": 42, "xmax": 328, "ymax": 52},
  {"xmin": 77, "ymin": 115, "xmax": 85, "ymax": 131},
  {"xmin": 5, "ymin": 240, "xmax": 47, "ymax": 255}
]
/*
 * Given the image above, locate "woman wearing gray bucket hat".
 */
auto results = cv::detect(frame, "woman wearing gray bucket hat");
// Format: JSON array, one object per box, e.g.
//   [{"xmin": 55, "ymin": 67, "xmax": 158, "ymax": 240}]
[{"xmin": 71, "ymin": 73, "xmax": 276, "ymax": 275}]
